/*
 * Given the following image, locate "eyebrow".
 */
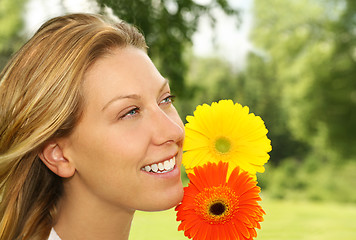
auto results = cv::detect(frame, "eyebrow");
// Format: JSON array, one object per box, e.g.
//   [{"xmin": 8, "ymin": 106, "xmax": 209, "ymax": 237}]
[{"xmin": 101, "ymin": 78, "xmax": 169, "ymax": 112}]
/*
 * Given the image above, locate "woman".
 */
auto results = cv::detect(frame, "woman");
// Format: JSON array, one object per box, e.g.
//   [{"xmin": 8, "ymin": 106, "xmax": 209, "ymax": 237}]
[{"xmin": 0, "ymin": 13, "xmax": 185, "ymax": 240}]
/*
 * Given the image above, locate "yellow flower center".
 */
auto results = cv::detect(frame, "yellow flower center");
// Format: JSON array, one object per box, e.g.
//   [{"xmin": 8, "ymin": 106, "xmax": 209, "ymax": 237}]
[
  {"xmin": 194, "ymin": 185, "xmax": 239, "ymax": 224},
  {"xmin": 215, "ymin": 137, "xmax": 231, "ymax": 154}
]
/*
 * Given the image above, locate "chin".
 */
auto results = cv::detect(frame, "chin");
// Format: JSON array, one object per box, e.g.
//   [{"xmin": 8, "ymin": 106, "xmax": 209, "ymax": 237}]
[
  {"xmin": 140, "ymin": 183, "xmax": 184, "ymax": 211},
  {"xmin": 160, "ymin": 188, "xmax": 184, "ymax": 210}
]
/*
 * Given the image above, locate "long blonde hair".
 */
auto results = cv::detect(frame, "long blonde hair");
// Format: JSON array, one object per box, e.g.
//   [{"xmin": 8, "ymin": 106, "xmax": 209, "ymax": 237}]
[{"xmin": 0, "ymin": 13, "xmax": 147, "ymax": 240}]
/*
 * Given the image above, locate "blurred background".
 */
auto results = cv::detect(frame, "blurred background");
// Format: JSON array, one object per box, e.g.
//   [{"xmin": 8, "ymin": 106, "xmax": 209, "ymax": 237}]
[{"xmin": 1, "ymin": 0, "xmax": 355, "ymax": 239}]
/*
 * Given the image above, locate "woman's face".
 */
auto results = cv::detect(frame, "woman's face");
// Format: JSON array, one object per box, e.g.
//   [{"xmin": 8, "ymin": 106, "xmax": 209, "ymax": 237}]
[{"xmin": 62, "ymin": 46, "xmax": 184, "ymax": 212}]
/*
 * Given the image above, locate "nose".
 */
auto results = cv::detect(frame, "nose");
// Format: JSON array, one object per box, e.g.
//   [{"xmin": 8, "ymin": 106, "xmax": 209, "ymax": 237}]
[{"xmin": 149, "ymin": 106, "xmax": 184, "ymax": 146}]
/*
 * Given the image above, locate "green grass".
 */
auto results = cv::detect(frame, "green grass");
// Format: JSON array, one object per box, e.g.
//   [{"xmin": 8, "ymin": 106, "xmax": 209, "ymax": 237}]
[
  {"xmin": 257, "ymin": 198, "xmax": 356, "ymax": 240},
  {"xmin": 129, "ymin": 198, "xmax": 356, "ymax": 239}
]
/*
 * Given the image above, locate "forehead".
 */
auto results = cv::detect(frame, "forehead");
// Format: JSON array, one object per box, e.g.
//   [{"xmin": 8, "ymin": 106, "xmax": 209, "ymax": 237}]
[{"xmin": 81, "ymin": 46, "xmax": 167, "ymax": 108}]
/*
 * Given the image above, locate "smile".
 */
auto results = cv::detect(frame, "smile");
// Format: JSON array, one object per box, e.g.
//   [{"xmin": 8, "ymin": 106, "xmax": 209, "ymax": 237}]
[{"xmin": 141, "ymin": 156, "xmax": 176, "ymax": 173}]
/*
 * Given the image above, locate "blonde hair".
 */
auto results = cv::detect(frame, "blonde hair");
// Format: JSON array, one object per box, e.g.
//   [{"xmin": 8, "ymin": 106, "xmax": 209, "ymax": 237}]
[{"xmin": 0, "ymin": 13, "xmax": 147, "ymax": 240}]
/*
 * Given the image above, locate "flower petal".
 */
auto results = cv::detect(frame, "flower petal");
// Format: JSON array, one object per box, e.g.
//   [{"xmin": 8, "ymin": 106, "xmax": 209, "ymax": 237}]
[{"xmin": 176, "ymin": 161, "xmax": 265, "ymax": 240}]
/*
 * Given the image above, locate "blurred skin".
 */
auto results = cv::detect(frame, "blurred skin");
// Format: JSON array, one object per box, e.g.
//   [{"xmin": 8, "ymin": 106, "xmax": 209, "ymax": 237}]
[{"xmin": 52, "ymin": 47, "xmax": 185, "ymax": 240}]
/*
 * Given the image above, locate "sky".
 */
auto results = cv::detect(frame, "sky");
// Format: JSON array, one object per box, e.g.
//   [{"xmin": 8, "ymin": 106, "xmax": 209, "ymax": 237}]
[
  {"xmin": 24, "ymin": 0, "xmax": 254, "ymax": 70},
  {"xmin": 192, "ymin": 0, "xmax": 254, "ymax": 69}
]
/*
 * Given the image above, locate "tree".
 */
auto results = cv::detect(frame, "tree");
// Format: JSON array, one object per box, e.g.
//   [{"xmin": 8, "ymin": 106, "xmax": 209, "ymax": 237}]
[
  {"xmin": 95, "ymin": 0, "xmax": 241, "ymax": 96},
  {"xmin": 310, "ymin": 0, "xmax": 356, "ymax": 158},
  {"xmin": 175, "ymin": 54, "xmax": 239, "ymax": 120},
  {"xmin": 248, "ymin": 0, "xmax": 356, "ymax": 161},
  {"xmin": 0, "ymin": 0, "xmax": 27, "ymax": 69}
]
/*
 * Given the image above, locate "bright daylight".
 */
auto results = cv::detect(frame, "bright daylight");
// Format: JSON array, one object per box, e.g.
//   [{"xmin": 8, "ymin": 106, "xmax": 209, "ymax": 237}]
[{"xmin": 1, "ymin": 0, "xmax": 356, "ymax": 239}]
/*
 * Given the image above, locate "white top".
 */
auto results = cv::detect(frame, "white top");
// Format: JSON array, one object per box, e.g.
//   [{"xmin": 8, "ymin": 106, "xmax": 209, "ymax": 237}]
[{"xmin": 48, "ymin": 228, "xmax": 61, "ymax": 240}]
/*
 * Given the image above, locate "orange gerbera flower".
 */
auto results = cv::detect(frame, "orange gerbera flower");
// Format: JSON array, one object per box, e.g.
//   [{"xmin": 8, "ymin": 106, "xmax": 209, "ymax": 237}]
[{"xmin": 176, "ymin": 161, "xmax": 265, "ymax": 240}]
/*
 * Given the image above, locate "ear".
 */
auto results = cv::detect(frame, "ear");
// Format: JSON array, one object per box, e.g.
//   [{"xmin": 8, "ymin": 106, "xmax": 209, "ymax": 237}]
[{"xmin": 39, "ymin": 142, "xmax": 75, "ymax": 178}]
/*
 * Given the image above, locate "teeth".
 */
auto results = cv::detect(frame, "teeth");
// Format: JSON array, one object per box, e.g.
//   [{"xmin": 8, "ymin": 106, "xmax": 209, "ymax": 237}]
[
  {"xmin": 144, "ymin": 165, "xmax": 151, "ymax": 172},
  {"xmin": 151, "ymin": 164, "xmax": 158, "ymax": 173},
  {"xmin": 158, "ymin": 162, "xmax": 164, "ymax": 171},
  {"xmin": 141, "ymin": 156, "xmax": 176, "ymax": 173},
  {"xmin": 164, "ymin": 160, "xmax": 170, "ymax": 169}
]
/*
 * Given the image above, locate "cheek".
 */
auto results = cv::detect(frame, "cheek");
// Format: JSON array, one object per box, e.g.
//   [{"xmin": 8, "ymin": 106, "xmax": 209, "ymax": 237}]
[
  {"xmin": 104, "ymin": 124, "xmax": 152, "ymax": 160},
  {"xmin": 66, "ymin": 125, "xmax": 136, "ymax": 180},
  {"xmin": 67, "ymin": 129, "xmax": 146, "ymax": 206}
]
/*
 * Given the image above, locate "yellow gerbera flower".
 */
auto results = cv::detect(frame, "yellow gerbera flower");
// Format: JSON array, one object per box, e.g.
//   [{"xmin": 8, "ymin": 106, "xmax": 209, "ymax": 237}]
[{"xmin": 183, "ymin": 99, "xmax": 272, "ymax": 177}]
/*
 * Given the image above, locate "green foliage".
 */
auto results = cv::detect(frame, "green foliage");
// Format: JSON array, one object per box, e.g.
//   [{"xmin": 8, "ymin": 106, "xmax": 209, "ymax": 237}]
[
  {"xmin": 251, "ymin": 0, "xmax": 356, "ymax": 160},
  {"xmin": 95, "ymin": 0, "xmax": 240, "ymax": 96},
  {"xmin": 245, "ymin": 0, "xmax": 356, "ymax": 203},
  {"xmin": 311, "ymin": 0, "xmax": 356, "ymax": 157},
  {"xmin": 0, "ymin": 0, "xmax": 26, "ymax": 69},
  {"xmin": 238, "ymin": 52, "xmax": 310, "ymax": 165},
  {"xmin": 173, "ymin": 54, "xmax": 240, "ymax": 121},
  {"xmin": 258, "ymin": 158, "xmax": 356, "ymax": 203}
]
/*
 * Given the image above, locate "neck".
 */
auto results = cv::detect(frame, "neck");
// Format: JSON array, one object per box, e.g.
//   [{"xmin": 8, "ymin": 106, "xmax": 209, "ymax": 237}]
[{"xmin": 53, "ymin": 181, "xmax": 135, "ymax": 240}]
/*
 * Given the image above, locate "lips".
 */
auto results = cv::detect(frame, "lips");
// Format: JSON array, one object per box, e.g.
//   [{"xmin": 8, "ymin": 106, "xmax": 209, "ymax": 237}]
[{"xmin": 141, "ymin": 156, "xmax": 176, "ymax": 173}]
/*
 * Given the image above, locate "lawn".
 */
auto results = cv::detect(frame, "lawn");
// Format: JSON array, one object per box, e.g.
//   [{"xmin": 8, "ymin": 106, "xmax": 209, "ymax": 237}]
[{"xmin": 129, "ymin": 198, "xmax": 356, "ymax": 239}]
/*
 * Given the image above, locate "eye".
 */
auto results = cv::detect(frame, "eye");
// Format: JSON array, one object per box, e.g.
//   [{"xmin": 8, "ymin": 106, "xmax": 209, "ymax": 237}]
[
  {"xmin": 160, "ymin": 95, "xmax": 175, "ymax": 105},
  {"xmin": 119, "ymin": 107, "xmax": 140, "ymax": 120}
]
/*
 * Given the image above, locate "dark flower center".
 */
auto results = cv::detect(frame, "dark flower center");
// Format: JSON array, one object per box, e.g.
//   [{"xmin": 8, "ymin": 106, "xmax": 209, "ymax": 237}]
[{"xmin": 209, "ymin": 202, "xmax": 226, "ymax": 216}]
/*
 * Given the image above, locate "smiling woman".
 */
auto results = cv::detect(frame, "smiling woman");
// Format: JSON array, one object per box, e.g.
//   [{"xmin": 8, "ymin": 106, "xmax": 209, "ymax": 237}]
[{"xmin": 0, "ymin": 13, "xmax": 184, "ymax": 240}]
